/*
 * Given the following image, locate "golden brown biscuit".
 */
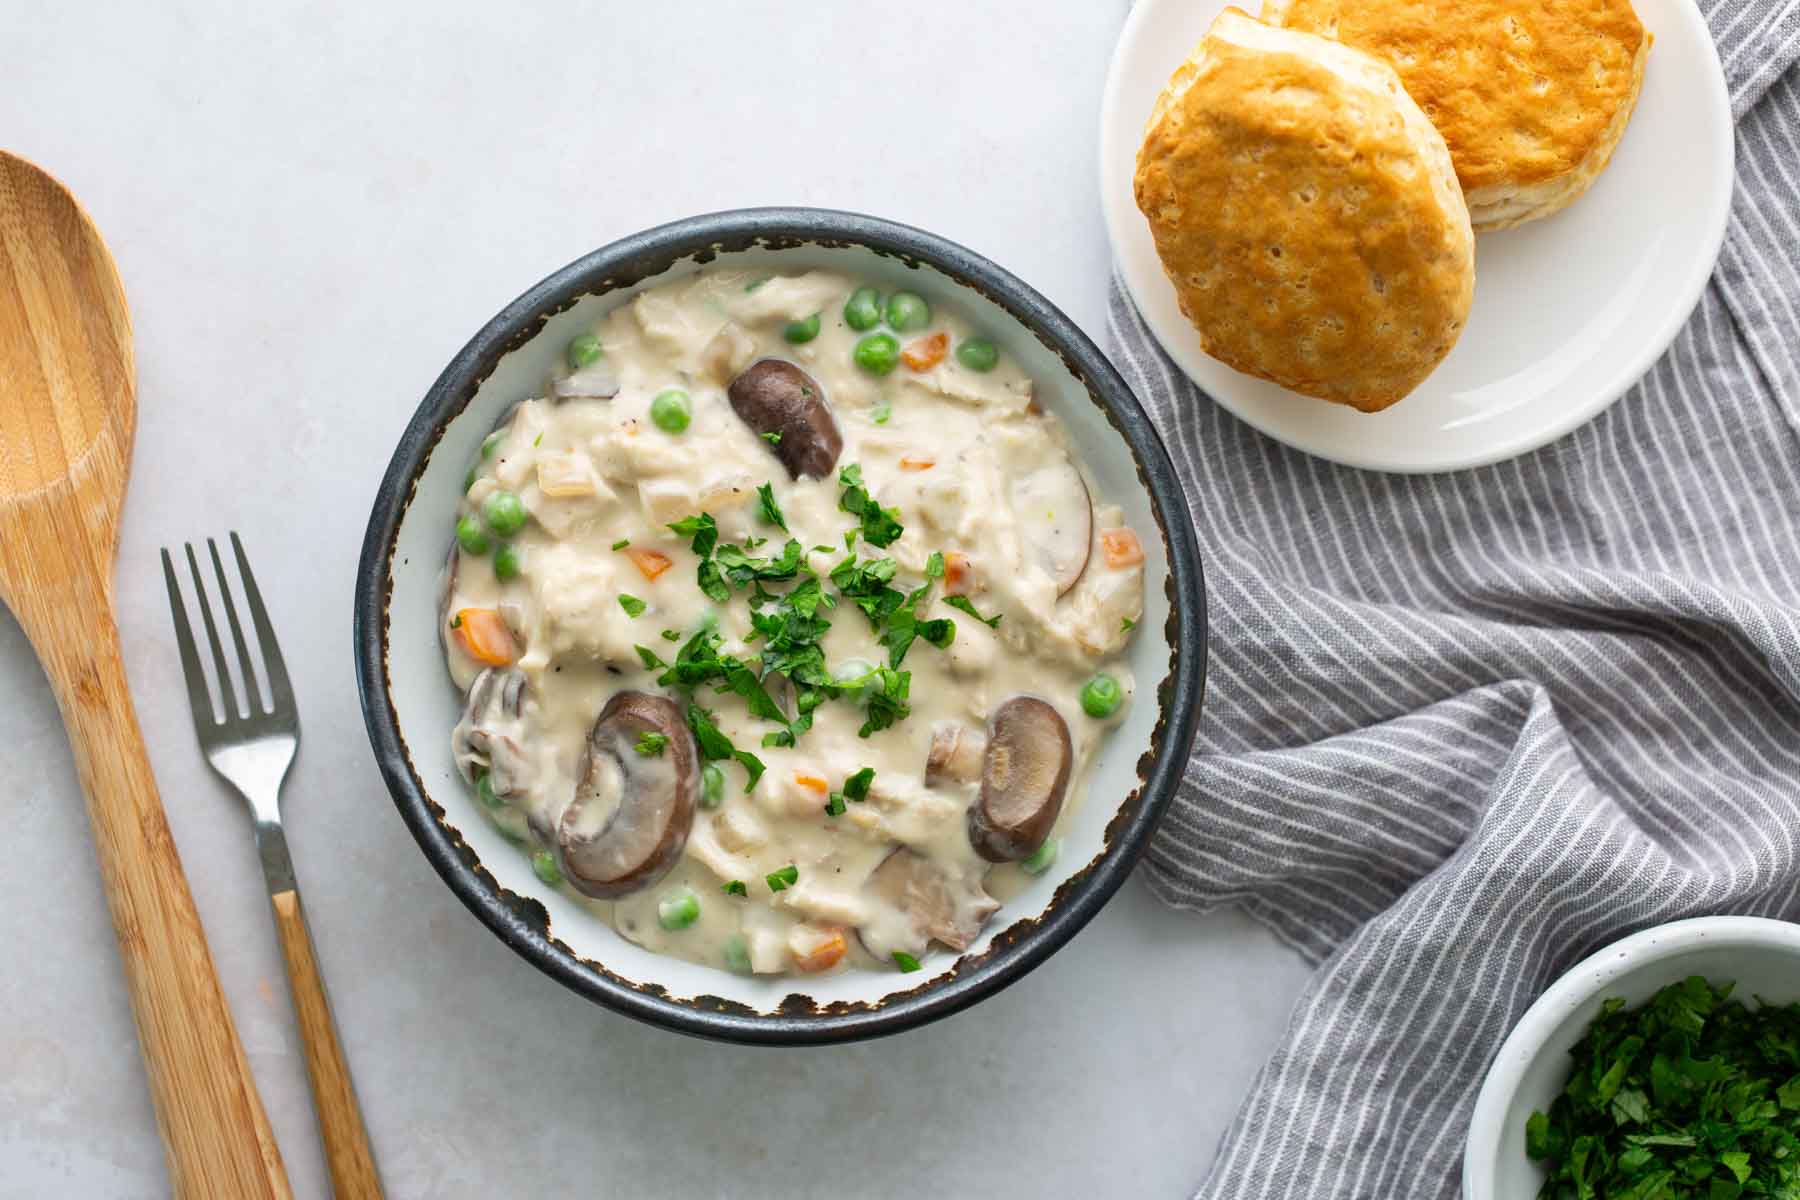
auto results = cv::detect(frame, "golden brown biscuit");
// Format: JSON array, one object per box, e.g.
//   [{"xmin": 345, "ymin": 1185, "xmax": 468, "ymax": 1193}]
[
  {"xmin": 1133, "ymin": 8, "xmax": 1474, "ymax": 412},
  {"xmin": 1263, "ymin": 0, "xmax": 1650, "ymax": 230}
]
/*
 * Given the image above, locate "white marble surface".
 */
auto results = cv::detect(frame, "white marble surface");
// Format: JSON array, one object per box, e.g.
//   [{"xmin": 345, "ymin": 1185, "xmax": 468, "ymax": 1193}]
[{"xmin": 0, "ymin": 4, "xmax": 1312, "ymax": 1196}]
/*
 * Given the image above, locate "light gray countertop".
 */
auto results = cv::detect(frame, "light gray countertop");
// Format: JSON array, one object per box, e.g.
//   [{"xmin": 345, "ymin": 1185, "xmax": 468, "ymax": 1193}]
[{"xmin": 0, "ymin": 4, "xmax": 1310, "ymax": 1196}]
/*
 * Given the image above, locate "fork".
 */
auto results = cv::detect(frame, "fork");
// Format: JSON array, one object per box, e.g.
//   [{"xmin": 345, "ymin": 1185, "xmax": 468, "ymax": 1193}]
[{"xmin": 162, "ymin": 533, "xmax": 384, "ymax": 1200}]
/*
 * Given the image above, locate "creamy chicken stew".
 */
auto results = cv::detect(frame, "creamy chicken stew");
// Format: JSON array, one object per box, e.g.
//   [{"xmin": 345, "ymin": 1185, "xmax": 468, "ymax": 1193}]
[{"xmin": 442, "ymin": 268, "xmax": 1146, "ymax": 978}]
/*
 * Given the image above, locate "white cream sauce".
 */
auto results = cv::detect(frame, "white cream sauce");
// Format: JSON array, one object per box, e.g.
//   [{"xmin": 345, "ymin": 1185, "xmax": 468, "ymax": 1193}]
[{"xmin": 443, "ymin": 268, "xmax": 1144, "ymax": 977}]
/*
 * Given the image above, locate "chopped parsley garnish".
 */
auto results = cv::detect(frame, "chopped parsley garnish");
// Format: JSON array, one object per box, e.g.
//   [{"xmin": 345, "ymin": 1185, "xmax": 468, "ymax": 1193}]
[
  {"xmin": 668, "ymin": 512, "xmax": 718, "ymax": 557},
  {"xmin": 661, "ymin": 628, "xmax": 683, "ymax": 642},
  {"xmin": 831, "ymin": 555, "xmax": 906, "ymax": 625},
  {"xmin": 633, "ymin": 731, "xmax": 669, "ymax": 756},
  {"xmin": 618, "ymin": 593, "xmax": 646, "ymax": 617},
  {"xmin": 685, "ymin": 704, "xmax": 765, "ymax": 793},
  {"xmin": 721, "ymin": 880, "xmax": 747, "ymax": 897},
  {"xmin": 879, "ymin": 605, "xmax": 954, "ymax": 668},
  {"xmin": 715, "ymin": 539, "xmax": 805, "ymax": 589},
  {"xmin": 838, "ymin": 463, "xmax": 904, "ymax": 547},
  {"xmin": 755, "ymin": 482, "xmax": 788, "ymax": 531},
  {"xmin": 449, "ymin": 613, "xmax": 462, "ymax": 628},
  {"xmin": 827, "ymin": 765, "xmax": 876, "ymax": 813},
  {"xmin": 744, "ymin": 275, "xmax": 771, "ymax": 292},
  {"xmin": 697, "ymin": 558, "xmax": 730, "ymax": 604},
  {"xmin": 925, "ymin": 551, "xmax": 945, "ymax": 579},
  {"xmin": 892, "ymin": 951, "xmax": 921, "ymax": 973},
  {"xmin": 945, "ymin": 595, "xmax": 1002, "ymax": 628},
  {"xmin": 830, "ymin": 552, "xmax": 955, "ymax": 668},
  {"xmin": 765, "ymin": 865, "xmax": 798, "ymax": 892},
  {"xmin": 634, "ymin": 645, "xmax": 668, "ymax": 671},
  {"xmin": 761, "ymin": 431, "xmax": 783, "ymax": 446},
  {"xmin": 1526, "ymin": 975, "xmax": 1800, "ymax": 1198},
  {"xmin": 871, "ymin": 402, "xmax": 892, "ymax": 425},
  {"xmin": 656, "ymin": 629, "xmax": 784, "ymax": 720},
  {"xmin": 1121, "ymin": 616, "xmax": 1136, "ymax": 632},
  {"xmin": 611, "ymin": 538, "xmax": 631, "ymax": 551},
  {"xmin": 858, "ymin": 667, "xmax": 912, "ymax": 738}
]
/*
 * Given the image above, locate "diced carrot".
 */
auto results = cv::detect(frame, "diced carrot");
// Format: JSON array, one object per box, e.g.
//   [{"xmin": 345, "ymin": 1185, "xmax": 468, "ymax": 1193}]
[
  {"xmin": 453, "ymin": 608, "xmax": 518, "ymax": 666},
  {"xmin": 625, "ymin": 546, "xmax": 672, "ymax": 581},
  {"xmin": 898, "ymin": 457, "xmax": 935, "ymax": 471},
  {"xmin": 943, "ymin": 551, "xmax": 972, "ymax": 596},
  {"xmin": 793, "ymin": 772, "xmax": 829, "ymax": 794},
  {"xmin": 902, "ymin": 331, "xmax": 949, "ymax": 372},
  {"xmin": 1100, "ymin": 527, "xmax": 1144, "ymax": 569},
  {"xmin": 792, "ymin": 927, "xmax": 848, "ymax": 973}
]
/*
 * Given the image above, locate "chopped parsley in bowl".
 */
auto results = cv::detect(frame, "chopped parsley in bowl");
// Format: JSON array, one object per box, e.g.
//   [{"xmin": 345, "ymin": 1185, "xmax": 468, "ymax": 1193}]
[{"xmin": 1464, "ymin": 916, "xmax": 1800, "ymax": 1200}]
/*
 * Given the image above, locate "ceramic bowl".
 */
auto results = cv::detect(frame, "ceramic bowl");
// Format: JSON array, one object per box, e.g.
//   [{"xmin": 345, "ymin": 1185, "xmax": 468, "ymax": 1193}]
[
  {"xmin": 353, "ymin": 208, "xmax": 1207, "ymax": 1044},
  {"xmin": 1463, "ymin": 915, "xmax": 1800, "ymax": 1198}
]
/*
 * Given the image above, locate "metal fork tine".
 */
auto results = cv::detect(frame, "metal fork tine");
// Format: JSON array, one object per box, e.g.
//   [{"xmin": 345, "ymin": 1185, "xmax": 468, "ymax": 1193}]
[
  {"xmin": 207, "ymin": 538, "xmax": 263, "ymax": 715},
  {"xmin": 185, "ymin": 542, "xmax": 241, "ymax": 721},
  {"xmin": 162, "ymin": 548, "xmax": 220, "ymax": 728},
  {"xmin": 230, "ymin": 531, "xmax": 295, "ymax": 717}
]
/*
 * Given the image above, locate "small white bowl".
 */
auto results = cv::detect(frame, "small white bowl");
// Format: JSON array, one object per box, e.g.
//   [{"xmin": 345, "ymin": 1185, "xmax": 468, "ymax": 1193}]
[{"xmin": 1464, "ymin": 916, "xmax": 1800, "ymax": 1199}]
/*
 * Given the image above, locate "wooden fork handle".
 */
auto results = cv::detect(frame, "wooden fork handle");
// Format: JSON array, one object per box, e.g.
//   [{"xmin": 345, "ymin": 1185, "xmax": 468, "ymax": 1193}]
[
  {"xmin": 47, "ymin": 622, "xmax": 292, "ymax": 1199},
  {"xmin": 269, "ymin": 887, "xmax": 384, "ymax": 1199}
]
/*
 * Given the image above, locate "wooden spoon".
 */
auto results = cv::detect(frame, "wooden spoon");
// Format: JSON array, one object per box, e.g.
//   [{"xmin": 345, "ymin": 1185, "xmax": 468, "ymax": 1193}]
[{"xmin": 0, "ymin": 152, "xmax": 292, "ymax": 1198}]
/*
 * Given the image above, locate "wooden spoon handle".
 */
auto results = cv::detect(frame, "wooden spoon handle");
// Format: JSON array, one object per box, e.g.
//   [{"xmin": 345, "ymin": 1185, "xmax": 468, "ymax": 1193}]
[
  {"xmin": 48, "ymin": 621, "xmax": 292, "ymax": 1200},
  {"xmin": 269, "ymin": 888, "xmax": 384, "ymax": 1198}
]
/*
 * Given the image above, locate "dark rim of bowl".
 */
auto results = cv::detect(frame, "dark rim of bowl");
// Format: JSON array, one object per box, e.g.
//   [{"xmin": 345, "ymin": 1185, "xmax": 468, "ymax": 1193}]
[{"xmin": 354, "ymin": 207, "xmax": 1207, "ymax": 1045}]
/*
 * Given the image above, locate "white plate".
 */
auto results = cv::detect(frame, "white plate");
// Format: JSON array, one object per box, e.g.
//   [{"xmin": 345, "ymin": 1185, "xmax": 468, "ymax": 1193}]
[{"xmin": 1099, "ymin": 0, "xmax": 1735, "ymax": 473}]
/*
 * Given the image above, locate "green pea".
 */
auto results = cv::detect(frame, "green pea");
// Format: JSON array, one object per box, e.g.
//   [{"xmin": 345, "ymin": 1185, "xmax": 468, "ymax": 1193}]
[
  {"xmin": 650, "ymin": 388, "xmax": 691, "ymax": 434},
  {"xmin": 475, "ymin": 770, "xmax": 503, "ymax": 810},
  {"xmin": 456, "ymin": 514, "xmax": 491, "ymax": 555},
  {"xmin": 482, "ymin": 490, "xmax": 527, "ymax": 537},
  {"xmin": 700, "ymin": 763, "xmax": 726, "ymax": 810},
  {"xmin": 531, "ymin": 850, "xmax": 563, "ymax": 887},
  {"xmin": 844, "ymin": 287, "xmax": 882, "ymax": 332},
  {"xmin": 884, "ymin": 291, "xmax": 930, "ymax": 333},
  {"xmin": 567, "ymin": 334, "xmax": 603, "ymax": 369},
  {"xmin": 1079, "ymin": 673, "xmax": 1123, "ymax": 719},
  {"xmin": 853, "ymin": 332, "xmax": 901, "ymax": 376},
  {"xmin": 833, "ymin": 658, "xmax": 877, "ymax": 706},
  {"xmin": 1021, "ymin": 837, "xmax": 1061, "ymax": 876},
  {"xmin": 481, "ymin": 431, "xmax": 505, "ymax": 459},
  {"xmin": 658, "ymin": 887, "xmax": 701, "ymax": 931},
  {"xmin": 783, "ymin": 312, "xmax": 821, "ymax": 344},
  {"xmin": 493, "ymin": 542, "xmax": 521, "ymax": 582},
  {"xmin": 956, "ymin": 337, "xmax": 999, "ymax": 372},
  {"xmin": 723, "ymin": 935, "xmax": 752, "ymax": 974}
]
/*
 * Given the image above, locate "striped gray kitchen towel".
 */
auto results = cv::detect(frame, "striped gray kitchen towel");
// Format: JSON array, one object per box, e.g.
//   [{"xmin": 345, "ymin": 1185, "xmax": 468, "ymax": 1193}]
[{"xmin": 1106, "ymin": 4, "xmax": 1800, "ymax": 1197}]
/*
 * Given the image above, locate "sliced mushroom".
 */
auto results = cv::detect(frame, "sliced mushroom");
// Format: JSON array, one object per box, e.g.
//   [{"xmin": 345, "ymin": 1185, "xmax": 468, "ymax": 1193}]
[
  {"xmin": 1009, "ymin": 458, "xmax": 1092, "ymax": 596},
  {"xmin": 553, "ymin": 361, "xmax": 621, "ymax": 400},
  {"xmin": 727, "ymin": 358, "xmax": 842, "ymax": 479},
  {"xmin": 451, "ymin": 667, "xmax": 531, "ymax": 794},
  {"xmin": 968, "ymin": 695, "xmax": 1072, "ymax": 862},
  {"xmin": 860, "ymin": 847, "xmax": 999, "ymax": 958},
  {"xmin": 556, "ymin": 691, "xmax": 698, "ymax": 899},
  {"xmin": 924, "ymin": 722, "xmax": 986, "ymax": 788}
]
